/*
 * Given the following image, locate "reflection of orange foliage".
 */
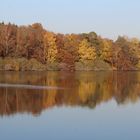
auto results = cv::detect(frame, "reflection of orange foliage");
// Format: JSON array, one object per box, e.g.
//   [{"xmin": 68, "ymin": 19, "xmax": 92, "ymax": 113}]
[
  {"xmin": 78, "ymin": 80, "xmax": 96, "ymax": 103},
  {"xmin": 0, "ymin": 71, "xmax": 140, "ymax": 116}
]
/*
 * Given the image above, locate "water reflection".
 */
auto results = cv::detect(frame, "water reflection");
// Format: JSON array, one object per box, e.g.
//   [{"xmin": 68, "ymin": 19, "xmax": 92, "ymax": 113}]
[{"xmin": 0, "ymin": 71, "xmax": 140, "ymax": 116}]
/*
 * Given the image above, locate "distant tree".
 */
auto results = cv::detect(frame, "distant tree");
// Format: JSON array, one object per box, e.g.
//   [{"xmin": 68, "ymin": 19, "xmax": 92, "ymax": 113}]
[
  {"xmin": 56, "ymin": 34, "xmax": 80, "ymax": 70},
  {"xmin": 0, "ymin": 23, "xmax": 17, "ymax": 57},
  {"xmin": 16, "ymin": 23, "xmax": 45, "ymax": 62},
  {"xmin": 16, "ymin": 26, "xmax": 29, "ymax": 58},
  {"xmin": 78, "ymin": 39, "xmax": 96, "ymax": 62},
  {"xmin": 100, "ymin": 39, "xmax": 113, "ymax": 63},
  {"xmin": 115, "ymin": 36, "xmax": 139, "ymax": 70},
  {"xmin": 81, "ymin": 32, "xmax": 102, "ymax": 57},
  {"xmin": 30, "ymin": 23, "xmax": 45, "ymax": 63},
  {"xmin": 44, "ymin": 32, "xmax": 58, "ymax": 63}
]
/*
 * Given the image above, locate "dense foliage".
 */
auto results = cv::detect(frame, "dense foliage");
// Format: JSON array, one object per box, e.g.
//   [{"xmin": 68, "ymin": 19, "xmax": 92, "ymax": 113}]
[{"xmin": 0, "ymin": 22, "xmax": 140, "ymax": 71}]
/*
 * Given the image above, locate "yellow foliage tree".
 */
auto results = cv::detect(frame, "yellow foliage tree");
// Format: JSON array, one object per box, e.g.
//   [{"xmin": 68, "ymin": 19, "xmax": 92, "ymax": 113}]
[
  {"xmin": 78, "ymin": 39, "xmax": 96, "ymax": 62},
  {"xmin": 44, "ymin": 32, "xmax": 58, "ymax": 63},
  {"xmin": 130, "ymin": 38, "xmax": 140, "ymax": 58},
  {"xmin": 100, "ymin": 39, "xmax": 112, "ymax": 61}
]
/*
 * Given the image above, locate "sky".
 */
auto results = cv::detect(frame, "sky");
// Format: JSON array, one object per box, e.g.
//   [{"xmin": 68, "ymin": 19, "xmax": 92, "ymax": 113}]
[{"xmin": 0, "ymin": 0, "xmax": 140, "ymax": 40}]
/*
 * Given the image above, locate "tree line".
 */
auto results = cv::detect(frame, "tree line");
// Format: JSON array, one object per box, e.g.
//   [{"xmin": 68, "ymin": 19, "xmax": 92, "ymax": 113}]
[{"xmin": 0, "ymin": 22, "xmax": 140, "ymax": 71}]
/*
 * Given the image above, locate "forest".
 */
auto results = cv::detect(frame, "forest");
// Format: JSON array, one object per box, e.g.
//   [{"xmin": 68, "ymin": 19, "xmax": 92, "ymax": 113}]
[{"xmin": 0, "ymin": 22, "xmax": 140, "ymax": 71}]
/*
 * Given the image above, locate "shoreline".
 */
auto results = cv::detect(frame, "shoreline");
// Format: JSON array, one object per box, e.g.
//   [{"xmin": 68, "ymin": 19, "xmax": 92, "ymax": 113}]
[{"xmin": 0, "ymin": 57, "xmax": 139, "ymax": 71}]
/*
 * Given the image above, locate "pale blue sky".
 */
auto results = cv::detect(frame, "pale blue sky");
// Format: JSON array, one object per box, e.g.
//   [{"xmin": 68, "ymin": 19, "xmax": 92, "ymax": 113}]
[{"xmin": 0, "ymin": 0, "xmax": 140, "ymax": 39}]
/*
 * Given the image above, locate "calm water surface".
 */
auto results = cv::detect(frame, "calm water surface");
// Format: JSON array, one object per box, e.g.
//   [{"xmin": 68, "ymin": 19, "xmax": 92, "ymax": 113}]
[{"xmin": 0, "ymin": 71, "xmax": 140, "ymax": 140}]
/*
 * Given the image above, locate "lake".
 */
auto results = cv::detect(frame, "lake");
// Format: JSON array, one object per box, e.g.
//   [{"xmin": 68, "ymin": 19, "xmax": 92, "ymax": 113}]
[{"xmin": 0, "ymin": 71, "xmax": 140, "ymax": 140}]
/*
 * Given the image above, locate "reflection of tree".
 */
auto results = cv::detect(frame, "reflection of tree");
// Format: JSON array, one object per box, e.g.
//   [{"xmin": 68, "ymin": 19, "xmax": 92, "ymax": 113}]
[
  {"xmin": 114, "ymin": 72, "xmax": 140, "ymax": 104},
  {"xmin": 0, "ymin": 89, "xmax": 44, "ymax": 116},
  {"xmin": 0, "ymin": 71, "xmax": 140, "ymax": 116}
]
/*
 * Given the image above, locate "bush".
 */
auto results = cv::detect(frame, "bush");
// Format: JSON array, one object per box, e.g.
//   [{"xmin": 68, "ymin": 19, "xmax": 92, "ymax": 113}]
[
  {"xmin": 75, "ymin": 59, "xmax": 112, "ymax": 71},
  {"xmin": 0, "ymin": 57, "xmax": 47, "ymax": 71}
]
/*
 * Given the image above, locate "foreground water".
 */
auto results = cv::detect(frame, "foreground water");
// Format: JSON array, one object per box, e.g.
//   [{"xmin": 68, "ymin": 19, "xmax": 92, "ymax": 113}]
[{"xmin": 0, "ymin": 71, "xmax": 140, "ymax": 140}]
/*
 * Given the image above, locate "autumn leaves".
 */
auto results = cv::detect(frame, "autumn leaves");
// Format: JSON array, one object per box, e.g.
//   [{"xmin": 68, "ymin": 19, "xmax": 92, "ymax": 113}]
[
  {"xmin": 78, "ymin": 39, "xmax": 96, "ymax": 62},
  {"xmin": 44, "ymin": 32, "xmax": 58, "ymax": 63},
  {"xmin": 0, "ymin": 22, "xmax": 140, "ymax": 71}
]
